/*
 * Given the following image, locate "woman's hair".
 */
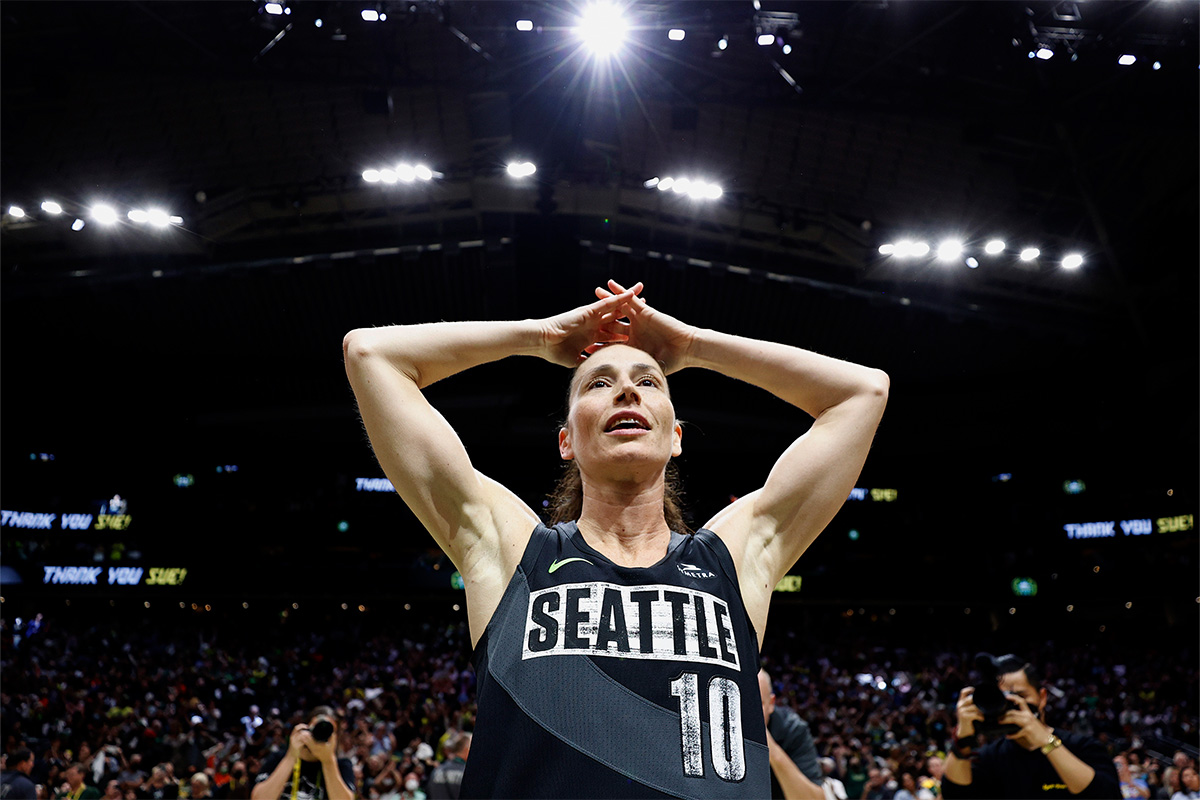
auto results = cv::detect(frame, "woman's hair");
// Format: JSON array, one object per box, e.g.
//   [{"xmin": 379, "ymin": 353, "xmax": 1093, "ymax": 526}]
[
  {"xmin": 547, "ymin": 459, "xmax": 691, "ymax": 535},
  {"xmin": 548, "ymin": 355, "xmax": 692, "ymax": 534}
]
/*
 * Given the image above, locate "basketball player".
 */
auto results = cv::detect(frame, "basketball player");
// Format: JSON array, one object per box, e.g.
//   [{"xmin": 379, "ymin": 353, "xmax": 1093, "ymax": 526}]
[{"xmin": 343, "ymin": 280, "xmax": 888, "ymax": 799}]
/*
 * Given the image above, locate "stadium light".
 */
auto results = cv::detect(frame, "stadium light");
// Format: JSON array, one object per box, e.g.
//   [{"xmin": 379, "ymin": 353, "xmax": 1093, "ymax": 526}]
[
  {"xmin": 1118, "ymin": 54, "xmax": 1136, "ymax": 66},
  {"xmin": 878, "ymin": 243, "xmax": 895, "ymax": 255},
  {"xmin": 8, "ymin": 205, "xmax": 24, "ymax": 218},
  {"xmin": 965, "ymin": 257, "xmax": 979, "ymax": 268},
  {"xmin": 264, "ymin": 3, "xmax": 284, "ymax": 15},
  {"xmin": 71, "ymin": 218, "xmax": 86, "ymax": 231},
  {"xmin": 41, "ymin": 200, "xmax": 63, "ymax": 215},
  {"xmin": 128, "ymin": 209, "xmax": 149, "ymax": 223},
  {"xmin": 935, "ymin": 239, "xmax": 963, "ymax": 262},
  {"xmin": 362, "ymin": 169, "xmax": 381, "ymax": 183},
  {"xmin": 756, "ymin": 33, "xmax": 775, "ymax": 46},
  {"xmin": 668, "ymin": 29, "xmax": 685, "ymax": 41},
  {"xmin": 1061, "ymin": 253, "xmax": 1084, "ymax": 269},
  {"xmin": 577, "ymin": 3, "xmax": 628, "ymax": 57},
  {"xmin": 984, "ymin": 239, "xmax": 1005, "ymax": 255},
  {"xmin": 361, "ymin": 9, "xmax": 380, "ymax": 22},
  {"xmin": 396, "ymin": 163, "xmax": 416, "ymax": 182},
  {"xmin": 413, "ymin": 164, "xmax": 433, "ymax": 181},
  {"xmin": 91, "ymin": 204, "xmax": 119, "ymax": 225},
  {"xmin": 911, "ymin": 242, "xmax": 930, "ymax": 257},
  {"xmin": 1019, "ymin": 247, "xmax": 1040, "ymax": 261},
  {"xmin": 379, "ymin": 169, "xmax": 398, "ymax": 184},
  {"xmin": 1036, "ymin": 47, "xmax": 1054, "ymax": 60},
  {"xmin": 717, "ymin": 36, "xmax": 728, "ymax": 51},
  {"xmin": 657, "ymin": 177, "xmax": 675, "ymax": 191},
  {"xmin": 516, "ymin": 19, "xmax": 534, "ymax": 32},
  {"xmin": 506, "ymin": 161, "xmax": 537, "ymax": 178},
  {"xmin": 146, "ymin": 209, "xmax": 171, "ymax": 228},
  {"xmin": 782, "ymin": 44, "xmax": 792, "ymax": 55}
]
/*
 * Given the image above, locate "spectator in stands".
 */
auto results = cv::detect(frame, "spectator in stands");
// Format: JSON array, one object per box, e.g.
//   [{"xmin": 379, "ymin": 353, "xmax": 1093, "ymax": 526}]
[
  {"xmin": 1171, "ymin": 766, "xmax": 1199, "ymax": 800},
  {"xmin": 137, "ymin": 767, "xmax": 177, "ymax": 800},
  {"xmin": 2, "ymin": 748, "xmax": 39, "ymax": 799},
  {"xmin": 1117, "ymin": 754, "xmax": 1151, "ymax": 799},
  {"xmin": 818, "ymin": 757, "xmax": 848, "ymax": 800},
  {"xmin": 54, "ymin": 764, "xmax": 99, "ymax": 800}
]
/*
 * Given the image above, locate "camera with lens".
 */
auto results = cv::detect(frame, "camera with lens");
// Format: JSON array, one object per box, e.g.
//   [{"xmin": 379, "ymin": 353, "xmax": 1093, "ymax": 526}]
[
  {"xmin": 970, "ymin": 653, "xmax": 1022, "ymax": 736},
  {"xmin": 309, "ymin": 716, "xmax": 335, "ymax": 743}
]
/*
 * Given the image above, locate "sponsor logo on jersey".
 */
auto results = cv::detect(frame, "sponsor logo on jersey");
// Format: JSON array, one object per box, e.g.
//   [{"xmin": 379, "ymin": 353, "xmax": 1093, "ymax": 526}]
[
  {"xmin": 677, "ymin": 562, "xmax": 716, "ymax": 579},
  {"xmin": 547, "ymin": 557, "xmax": 593, "ymax": 574},
  {"xmin": 522, "ymin": 581, "xmax": 740, "ymax": 669}
]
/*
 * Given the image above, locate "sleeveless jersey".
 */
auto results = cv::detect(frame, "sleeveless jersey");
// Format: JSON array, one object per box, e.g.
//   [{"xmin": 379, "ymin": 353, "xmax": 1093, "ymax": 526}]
[{"xmin": 459, "ymin": 521, "xmax": 769, "ymax": 800}]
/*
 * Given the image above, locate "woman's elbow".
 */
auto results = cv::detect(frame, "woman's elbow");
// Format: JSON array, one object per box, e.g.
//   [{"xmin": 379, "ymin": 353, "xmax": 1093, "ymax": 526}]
[
  {"xmin": 342, "ymin": 328, "xmax": 375, "ymax": 363},
  {"xmin": 865, "ymin": 368, "xmax": 890, "ymax": 400}
]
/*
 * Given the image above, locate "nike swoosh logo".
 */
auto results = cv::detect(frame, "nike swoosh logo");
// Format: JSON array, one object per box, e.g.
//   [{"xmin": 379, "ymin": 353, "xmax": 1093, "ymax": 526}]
[{"xmin": 548, "ymin": 557, "xmax": 594, "ymax": 574}]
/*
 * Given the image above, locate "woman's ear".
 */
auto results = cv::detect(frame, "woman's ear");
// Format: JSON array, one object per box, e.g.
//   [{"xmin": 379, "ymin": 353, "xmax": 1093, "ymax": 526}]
[
  {"xmin": 672, "ymin": 420, "xmax": 683, "ymax": 457},
  {"xmin": 558, "ymin": 426, "xmax": 574, "ymax": 460}
]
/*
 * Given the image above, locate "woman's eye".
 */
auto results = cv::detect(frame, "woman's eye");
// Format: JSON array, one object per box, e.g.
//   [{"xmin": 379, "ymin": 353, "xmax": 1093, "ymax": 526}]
[
  {"xmin": 589, "ymin": 379, "xmax": 608, "ymax": 389},
  {"xmin": 639, "ymin": 377, "xmax": 657, "ymax": 387}
]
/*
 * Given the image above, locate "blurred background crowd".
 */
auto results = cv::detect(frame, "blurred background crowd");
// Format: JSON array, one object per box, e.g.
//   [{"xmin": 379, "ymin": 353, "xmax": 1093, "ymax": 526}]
[{"xmin": 2, "ymin": 605, "xmax": 1195, "ymax": 799}]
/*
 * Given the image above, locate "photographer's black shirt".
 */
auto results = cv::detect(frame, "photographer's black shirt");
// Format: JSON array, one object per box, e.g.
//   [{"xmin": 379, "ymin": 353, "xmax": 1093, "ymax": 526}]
[
  {"xmin": 942, "ymin": 731, "xmax": 1120, "ymax": 799},
  {"xmin": 254, "ymin": 753, "xmax": 355, "ymax": 800}
]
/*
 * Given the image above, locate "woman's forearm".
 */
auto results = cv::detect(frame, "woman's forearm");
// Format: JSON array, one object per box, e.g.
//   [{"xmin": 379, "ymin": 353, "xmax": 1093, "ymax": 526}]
[
  {"xmin": 343, "ymin": 319, "xmax": 545, "ymax": 389},
  {"xmin": 683, "ymin": 328, "xmax": 888, "ymax": 418}
]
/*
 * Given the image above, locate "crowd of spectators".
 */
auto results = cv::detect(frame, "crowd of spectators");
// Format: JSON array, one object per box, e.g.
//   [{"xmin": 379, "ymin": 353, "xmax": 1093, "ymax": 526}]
[{"xmin": 1, "ymin": 606, "xmax": 1196, "ymax": 799}]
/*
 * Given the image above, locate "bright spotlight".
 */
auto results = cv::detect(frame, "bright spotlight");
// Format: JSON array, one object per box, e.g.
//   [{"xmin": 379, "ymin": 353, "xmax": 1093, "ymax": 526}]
[
  {"xmin": 717, "ymin": 36, "xmax": 728, "ymax": 50},
  {"xmin": 1019, "ymin": 247, "xmax": 1040, "ymax": 261},
  {"xmin": 362, "ymin": 169, "xmax": 381, "ymax": 183},
  {"xmin": 128, "ymin": 209, "xmax": 149, "ymax": 223},
  {"xmin": 1035, "ymin": 47, "xmax": 1054, "ymax": 60},
  {"xmin": 414, "ymin": 164, "xmax": 433, "ymax": 181},
  {"xmin": 984, "ymin": 239, "xmax": 1005, "ymax": 255},
  {"xmin": 643, "ymin": 177, "xmax": 660, "ymax": 188},
  {"xmin": 1152, "ymin": 61, "xmax": 1161, "ymax": 70},
  {"xmin": 965, "ymin": 257, "xmax": 979, "ymax": 268},
  {"xmin": 1061, "ymin": 253, "xmax": 1084, "ymax": 269},
  {"xmin": 935, "ymin": 239, "xmax": 963, "ymax": 262},
  {"xmin": 169, "ymin": 215, "xmax": 184, "ymax": 225},
  {"xmin": 506, "ymin": 161, "xmax": 536, "ymax": 178},
  {"xmin": 41, "ymin": 200, "xmax": 63, "ymax": 215},
  {"xmin": 1118, "ymin": 54, "xmax": 1136, "ymax": 66},
  {"xmin": 146, "ymin": 209, "xmax": 171, "ymax": 228},
  {"xmin": 379, "ymin": 169, "xmax": 398, "ymax": 184},
  {"xmin": 756, "ymin": 33, "xmax": 775, "ymax": 46},
  {"xmin": 782, "ymin": 44, "xmax": 792, "ymax": 55},
  {"xmin": 577, "ymin": 3, "xmax": 628, "ymax": 57},
  {"xmin": 91, "ymin": 204, "xmax": 118, "ymax": 225},
  {"xmin": 515, "ymin": 19, "xmax": 534, "ymax": 32},
  {"xmin": 704, "ymin": 183, "xmax": 723, "ymax": 200},
  {"xmin": 911, "ymin": 242, "xmax": 930, "ymax": 257},
  {"xmin": 8, "ymin": 205, "xmax": 25, "ymax": 218},
  {"xmin": 668, "ymin": 28, "xmax": 685, "ymax": 41},
  {"xmin": 315, "ymin": 17, "xmax": 323, "ymax": 27},
  {"xmin": 361, "ymin": 9, "xmax": 380, "ymax": 22},
  {"xmin": 672, "ymin": 177, "xmax": 691, "ymax": 195},
  {"xmin": 657, "ymin": 176, "xmax": 675, "ymax": 191},
  {"xmin": 878, "ymin": 243, "xmax": 895, "ymax": 256},
  {"xmin": 71, "ymin": 218, "xmax": 86, "ymax": 231},
  {"xmin": 264, "ymin": 2, "xmax": 284, "ymax": 15},
  {"xmin": 396, "ymin": 163, "xmax": 416, "ymax": 182}
]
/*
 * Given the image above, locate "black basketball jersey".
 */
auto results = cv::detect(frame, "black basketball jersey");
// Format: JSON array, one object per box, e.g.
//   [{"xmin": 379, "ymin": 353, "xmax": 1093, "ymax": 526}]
[{"xmin": 459, "ymin": 521, "xmax": 769, "ymax": 800}]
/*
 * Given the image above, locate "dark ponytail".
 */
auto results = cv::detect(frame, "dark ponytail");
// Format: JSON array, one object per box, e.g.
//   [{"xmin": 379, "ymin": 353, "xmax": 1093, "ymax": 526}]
[{"xmin": 547, "ymin": 458, "xmax": 692, "ymax": 535}]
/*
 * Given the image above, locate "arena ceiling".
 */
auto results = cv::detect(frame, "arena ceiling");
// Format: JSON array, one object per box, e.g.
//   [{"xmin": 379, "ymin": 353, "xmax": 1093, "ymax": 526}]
[{"xmin": 2, "ymin": 1, "xmax": 1196, "ymax": 496}]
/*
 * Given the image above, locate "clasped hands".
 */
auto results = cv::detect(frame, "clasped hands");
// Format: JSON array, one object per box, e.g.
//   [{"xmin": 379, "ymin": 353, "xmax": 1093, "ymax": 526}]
[{"xmin": 539, "ymin": 279, "xmax": 697, "ymax": 373}]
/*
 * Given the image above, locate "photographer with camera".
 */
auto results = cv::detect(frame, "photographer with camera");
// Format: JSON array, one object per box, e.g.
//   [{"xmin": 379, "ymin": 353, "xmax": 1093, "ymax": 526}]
[
  {"xmin": 943, "ymin": 653, "xmax": 1119, "ymax": 799},
  {"xmin": 250, "ymin": 708, "xmax": 354, "ymax": 800}
]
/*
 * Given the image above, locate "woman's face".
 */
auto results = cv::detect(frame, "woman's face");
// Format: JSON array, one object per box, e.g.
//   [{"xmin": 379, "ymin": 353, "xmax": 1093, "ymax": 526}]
[{"xmin": 560, "ymin": 345, "xmax": 681, "ymax": 477}]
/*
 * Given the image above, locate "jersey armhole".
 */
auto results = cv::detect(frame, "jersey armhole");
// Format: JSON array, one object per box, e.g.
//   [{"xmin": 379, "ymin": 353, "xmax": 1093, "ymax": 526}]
[{"xmin": 693, "ymin": 528, "xmax": 761, "ymax": 649}]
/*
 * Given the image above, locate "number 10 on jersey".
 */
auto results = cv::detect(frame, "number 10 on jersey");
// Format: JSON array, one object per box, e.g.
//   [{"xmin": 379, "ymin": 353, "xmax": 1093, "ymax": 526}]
[{"xmin": 669, "ymin": 672, "xmax": 746, "ymax": 781}]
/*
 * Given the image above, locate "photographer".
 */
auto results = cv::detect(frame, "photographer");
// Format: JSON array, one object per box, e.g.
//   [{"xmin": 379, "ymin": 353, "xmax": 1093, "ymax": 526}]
[
  {"xmin": 251, "ymin": 709, "xmax": 353, "ymax": 800},
  {"xmin": 943, "ymin": 654, "xmax": 1119, "ymax": 799}
]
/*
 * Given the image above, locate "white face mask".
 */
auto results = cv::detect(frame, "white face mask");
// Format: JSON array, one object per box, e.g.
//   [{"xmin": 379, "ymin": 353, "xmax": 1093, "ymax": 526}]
[{"xmin": 404, "ymin": 779, "xmax": 419, "ymax": 792}]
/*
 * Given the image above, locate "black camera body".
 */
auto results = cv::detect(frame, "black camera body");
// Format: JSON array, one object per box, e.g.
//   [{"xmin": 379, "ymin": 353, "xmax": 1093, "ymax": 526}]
[
  {"xmin": 309, "ymin": 717, "xmax": 335, "ymax": 743},
  {"xmin": 971, "ymin": 653, "xmax": 1021, "ymax": 736}
]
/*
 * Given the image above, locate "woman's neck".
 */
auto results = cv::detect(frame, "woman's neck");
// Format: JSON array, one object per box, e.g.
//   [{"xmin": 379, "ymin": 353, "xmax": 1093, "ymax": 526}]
[{"xmin": 576, "ymin": 477, "xmax": 671, "ymax": 567}]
